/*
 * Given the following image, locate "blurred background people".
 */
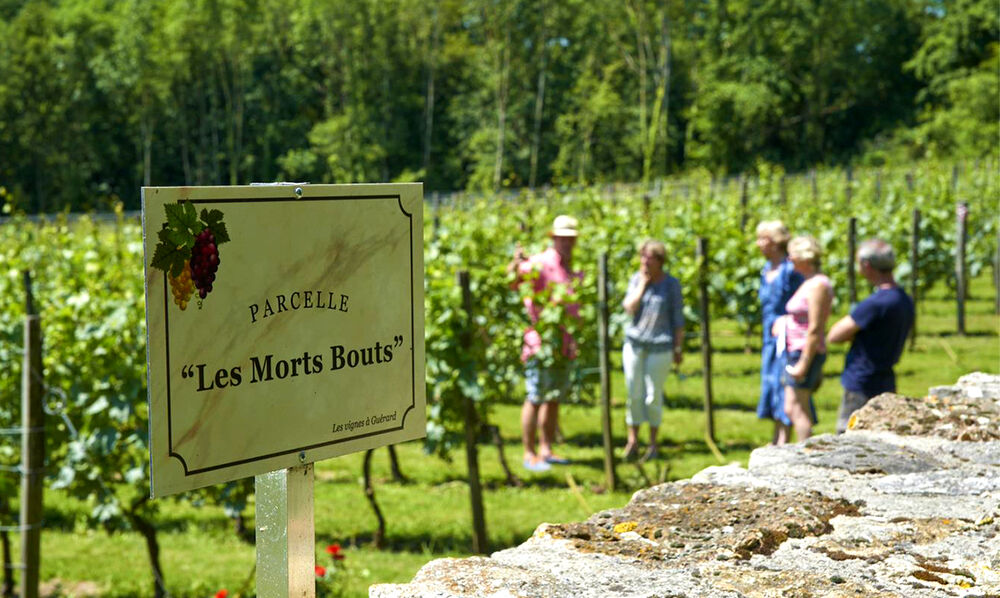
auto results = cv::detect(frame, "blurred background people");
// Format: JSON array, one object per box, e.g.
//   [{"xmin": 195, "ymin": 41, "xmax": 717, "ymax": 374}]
[
  {"xmin": 621, "ymin": 239, "xmax": 684, "ymax": 462},
  {"xmin": 510, "ymin": 215, "xmax": 582, "ymax": 472},
  {"xmin": 754, "ymin": 220, "xmax": 804, "ymax": 446},
  {"xmin": 828, "ymin": 239, "xmax": 915, "ymax": 432},
  {"xmin": 775, "ymin": 235, "xmax": 831, "ymax": 442}
]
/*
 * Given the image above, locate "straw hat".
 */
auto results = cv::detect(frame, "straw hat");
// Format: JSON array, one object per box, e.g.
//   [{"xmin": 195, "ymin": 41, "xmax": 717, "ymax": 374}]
[{"xmin": 550, "ymin": 215, "xmax": 579, "ymax": 237}]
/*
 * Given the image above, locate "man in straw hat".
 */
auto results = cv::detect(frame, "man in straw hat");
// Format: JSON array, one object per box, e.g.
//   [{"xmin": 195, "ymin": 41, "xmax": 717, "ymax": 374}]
[{"xmin": 510, "ymin": 215, "xmax": 582, "ymax": 472}]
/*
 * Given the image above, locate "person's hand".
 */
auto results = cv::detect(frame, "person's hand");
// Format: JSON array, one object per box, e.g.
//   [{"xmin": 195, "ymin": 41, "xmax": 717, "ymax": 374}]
[
  {"xmin": 638, "ymin": 269, "xmax": 651, "ymax": 287},
  {"xmin": 509, "ymin": 244, "xmax": 528, "ymax": 276},
  {"xmin": 785, "ymin": 362, "xmax": 806, "ymax": 381}
]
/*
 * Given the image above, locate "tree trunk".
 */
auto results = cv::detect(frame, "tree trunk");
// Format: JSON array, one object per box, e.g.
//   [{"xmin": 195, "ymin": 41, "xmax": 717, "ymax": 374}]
[
  {"xmin": 492, "ymin": 26, "xmax": 510, "ymax": 191},
  {"xmin": 0, "ymin": 494, "xmax": 11, "ymax": 597},
  {"xmin": 488, "ymin": 424, "xmax": 522, "ymax": 487},
  {"xmin": 218, "ymin": 55, "xmax": 244, "ymax": 185},
  {"xmin": 660, "ymin": 11, "xmax": 671, "ymax": 176},
  {"xmin": 197, "ymin": 81, "xmax": 210, "ymax": 185},
  {"xmin": 231, "ymin": 512, "xmax": 254, "ymax": 544},
  {"xmin": 529, "ymin": 3, "xmax": 548, "ymax": 190},
  {"xmin": 631, "ymin": 1, "xmax": 648, "ymax": 181},
  {"xmin": 387, "ymin": 444, "xmax": 407, "ymax": 483},
  {"xmin": 363, "ymin": 449, "xmax": 386, "ymax": 548},
  {"xmin": 1, "ymin": 529, "xmax": 12, "ymax": 597},
  {"xmin": 179, "ymin": 93, "xmax": 192, "ymax": 184},
  {"xmin": 141, "ymin": 116, "xmax": 153, "ymax": 188},
  {"xmin": 422, "ymin": 5, "xmax": 440, "ymax": 184},
  {"xmin": 126, "ymin": 499, "xmax": 166, "ymax": 598},
  {"xmin": 33, "ymin": 156, "xmax": 44, "ymax": 213},
  {"xmin": 210, "ymin": 71, "xmax": 222, "ymax": 184}
]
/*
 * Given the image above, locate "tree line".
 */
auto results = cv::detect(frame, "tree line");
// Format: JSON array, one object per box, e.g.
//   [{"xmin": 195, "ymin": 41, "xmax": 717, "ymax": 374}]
[{"xmin": 0, "ymin": 0, "xmax": 996, "ymax": 213}]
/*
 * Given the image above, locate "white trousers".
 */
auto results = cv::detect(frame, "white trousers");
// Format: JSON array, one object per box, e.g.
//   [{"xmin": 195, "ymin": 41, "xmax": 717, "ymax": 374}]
[{"xmin": 622, "ymin": 342, "xmax": 672, "ymax": 427}]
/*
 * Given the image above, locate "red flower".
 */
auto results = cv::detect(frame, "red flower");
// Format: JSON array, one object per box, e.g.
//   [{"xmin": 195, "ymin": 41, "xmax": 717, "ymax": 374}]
[
  {"xmin": 214, "ymin": 591, "xmax": 228, "ymax": 598},
  {"xmin": 315, "ymin": 565, "xmax": 327, "ymax": 577},
  {"xmin": 326, "ymin": 543, "xmax": 346, "ymax": 561}
]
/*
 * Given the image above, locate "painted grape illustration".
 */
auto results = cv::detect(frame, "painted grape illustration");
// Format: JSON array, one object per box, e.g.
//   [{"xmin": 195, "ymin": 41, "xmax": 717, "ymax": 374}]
[
  {"xmin": 151, "ymin": 202, "xmax": 230, "ymax": 310},
  {"xmin": 191, "ymin": 228, "xmax": 220, "ymax": 300},
  {"xmin": 168, "ymin": 261, "xmax": 194, "ymax": 310}
]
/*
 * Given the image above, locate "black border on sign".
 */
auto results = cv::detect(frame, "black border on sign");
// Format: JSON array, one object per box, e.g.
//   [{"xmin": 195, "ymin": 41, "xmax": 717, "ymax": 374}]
[{"xmin": 161, "ymin": 194, "xmax": 417, "ymax": 476}]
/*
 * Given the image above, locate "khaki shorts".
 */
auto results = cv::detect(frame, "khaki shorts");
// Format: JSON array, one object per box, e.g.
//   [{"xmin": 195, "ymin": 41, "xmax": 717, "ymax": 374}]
[{"xmin": 524, "ymin": 362, "xmax": 571, "ymax": 404}]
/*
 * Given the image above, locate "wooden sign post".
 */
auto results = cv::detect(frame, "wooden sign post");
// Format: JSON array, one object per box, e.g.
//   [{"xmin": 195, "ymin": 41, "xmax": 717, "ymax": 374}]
[{"xmin": 141, "ymin": 183, "xmax": 425, "ymax": 596}]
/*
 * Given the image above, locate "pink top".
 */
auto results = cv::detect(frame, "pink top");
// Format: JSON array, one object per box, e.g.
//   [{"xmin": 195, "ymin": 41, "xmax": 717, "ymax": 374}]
[
  {"xmin": 517, "ymin": 247, "xmax": 583, "ymax": 362},
  {"xmin": 783, "ymin": 274, "xmax": 832, "ymax": 353}
]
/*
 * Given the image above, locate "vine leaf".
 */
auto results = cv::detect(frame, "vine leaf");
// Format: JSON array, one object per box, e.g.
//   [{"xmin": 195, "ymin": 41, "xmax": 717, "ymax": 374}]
[
  {"xmin": 151, "ymin": 230, "xmax": 192, "ymax": 278},
  {"xmin": 200, "ymin": 209, "xmax": 230, "ymax": 244},
  {"xmin": 165, "ymin": 202, "xmax": 199, "ymax": 235},
  {"xmin": 151, "ymin": 202, "xmax": 200, "ymax": 277}
]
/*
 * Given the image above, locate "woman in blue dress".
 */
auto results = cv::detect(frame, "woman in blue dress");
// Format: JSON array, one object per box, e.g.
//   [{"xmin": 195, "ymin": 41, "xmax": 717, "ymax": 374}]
[{"xmin": 755, "ymin": 221, "xmax": 803, "ymax": 445}]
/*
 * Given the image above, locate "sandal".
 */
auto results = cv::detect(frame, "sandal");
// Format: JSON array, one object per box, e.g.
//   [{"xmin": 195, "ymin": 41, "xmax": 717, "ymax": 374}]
[{"xmin": 523, "ymin": 457, "xmax": 551, "ymax": 472}]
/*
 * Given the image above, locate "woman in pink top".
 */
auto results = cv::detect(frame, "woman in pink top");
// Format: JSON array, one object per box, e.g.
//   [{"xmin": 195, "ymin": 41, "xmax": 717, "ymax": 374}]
[{"xmin": 773, "ymin": 235, "xmax": 832, "ymax": 441}]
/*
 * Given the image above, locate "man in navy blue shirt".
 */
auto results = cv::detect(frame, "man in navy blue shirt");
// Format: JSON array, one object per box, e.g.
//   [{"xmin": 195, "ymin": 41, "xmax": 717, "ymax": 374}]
[{"xmin": 827, "ymin": 239, "xmax": 914, "ymax": 433}]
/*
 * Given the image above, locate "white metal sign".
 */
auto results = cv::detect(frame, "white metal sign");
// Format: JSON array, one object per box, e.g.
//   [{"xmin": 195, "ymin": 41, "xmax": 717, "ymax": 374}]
[{"xmin": 141, "ymin": 183, "xmax": 425, "ymax": 497}]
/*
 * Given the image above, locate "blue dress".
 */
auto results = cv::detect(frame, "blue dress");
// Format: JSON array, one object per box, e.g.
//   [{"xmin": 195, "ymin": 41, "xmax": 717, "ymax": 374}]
[{"xmin": 757, "ymin": 259, "xmax": 803, "ymax": 425}]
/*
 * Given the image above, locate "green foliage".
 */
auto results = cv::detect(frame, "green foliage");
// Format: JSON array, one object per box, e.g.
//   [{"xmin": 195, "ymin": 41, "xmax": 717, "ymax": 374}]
[
  {"xmin": 0, "ymin": 0, "xmax": 992, "ymax": 210},
  {"xmin": 0, "ymin": 208, "xmax": 251, "ymax": 591},
  {"xmin": 864, "ymin": 0, "xmax": 999, "ymax": 162}
]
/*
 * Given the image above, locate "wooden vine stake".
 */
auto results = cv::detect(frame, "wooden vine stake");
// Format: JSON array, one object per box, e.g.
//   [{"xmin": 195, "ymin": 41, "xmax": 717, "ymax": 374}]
[
  {"xmin": 597, "ymin": 253, "xmax": 617, "ymax": 490},
  {"xmin": 457, "ymin": 270, "xmax": 488, "ymax": 554},
  {"xmin": 956, "ymin": 202, "xmax": 968, "ymax": 336},
  {"xmin": 848, "ymin": 217, "xmax": 858, "ymax": 306},
  {"xmin": 21, "ymin": 271, "xmax": 43, "ymax": 598},
  {"xmin": 910, "ymin": 209, "xmax": 921, "ymax": 351},
  {"xmin": 697, "ymin": 239, "xmax": 722, "ymax": 461}
]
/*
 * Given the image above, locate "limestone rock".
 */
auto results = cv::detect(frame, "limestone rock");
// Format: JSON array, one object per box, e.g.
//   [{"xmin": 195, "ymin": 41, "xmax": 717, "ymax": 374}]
[
  {"xmin": 849, "ymin": 384, "xmax": 1000, "ymax": 441},
  {"xmin": 372, "ymin": 373, "xmax": 1000, "ymax": 597}
]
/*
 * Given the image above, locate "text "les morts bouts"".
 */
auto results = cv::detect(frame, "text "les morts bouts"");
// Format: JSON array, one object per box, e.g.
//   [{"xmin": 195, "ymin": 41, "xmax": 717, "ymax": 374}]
[{"xmin": 181, "ymin": 335, "xmax": 406, "ymax": 392}]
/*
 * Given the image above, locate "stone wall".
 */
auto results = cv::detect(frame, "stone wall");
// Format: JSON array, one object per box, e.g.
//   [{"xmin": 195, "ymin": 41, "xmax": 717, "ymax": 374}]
[{"xmin": 372, "ymin": 373, "xmax": 1000, "ymax": 597}]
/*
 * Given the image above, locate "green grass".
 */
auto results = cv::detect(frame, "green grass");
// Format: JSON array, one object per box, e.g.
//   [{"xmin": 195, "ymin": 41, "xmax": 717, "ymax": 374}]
[{"xmin": 11, "ymin": 276, "xmax": 999, "ymax": 597}]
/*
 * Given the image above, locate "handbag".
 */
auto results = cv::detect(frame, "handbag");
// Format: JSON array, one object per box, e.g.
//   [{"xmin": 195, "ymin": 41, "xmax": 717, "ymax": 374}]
[{"xmin": 775, "ymin": 315, "xmax": 787, "ymax": 357}]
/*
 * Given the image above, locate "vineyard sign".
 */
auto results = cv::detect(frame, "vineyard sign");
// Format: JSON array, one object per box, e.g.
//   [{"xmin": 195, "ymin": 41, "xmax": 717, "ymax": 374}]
[{"xmin": 141, "ymin": 184, "xmax": 425, "ymax": 497}]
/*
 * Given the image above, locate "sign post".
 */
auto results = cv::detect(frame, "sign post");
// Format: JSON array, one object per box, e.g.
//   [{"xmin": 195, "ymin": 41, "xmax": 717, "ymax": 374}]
[
  {"xmin": 256, "ymin": 464, "xmax": 315, "ymax": 595},
  {"xmin": 141, "ymin": 183, "xmax": 425, "ymax": 596}
]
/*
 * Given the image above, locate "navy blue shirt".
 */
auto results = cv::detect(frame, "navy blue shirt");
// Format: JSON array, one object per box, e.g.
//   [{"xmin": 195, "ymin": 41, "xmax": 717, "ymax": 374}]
[{"xmin": 841, "ymin": 286, "xmax": 914, "ymax": 396}]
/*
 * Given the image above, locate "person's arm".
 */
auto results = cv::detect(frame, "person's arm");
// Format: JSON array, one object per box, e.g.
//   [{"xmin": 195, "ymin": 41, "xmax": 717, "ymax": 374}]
[
  {"xmin": 622, "ymin": 273, "xmax": 647, "ymax": 315},
  {"xmin": 507, "ymin": 245, "xmax": 526, "ymax": 277},
  {"xmin": 786, "ymin": 280, "xmax": 832, "ymax": 379},
  {"xmin": 508, "ymin": 246, "xmax": 533, "ymax": 291},
  {"xmin": 672, "ymin": 326, "xmax": 684, "ymax": 365},
  {"xmin": 827, "ymin": 315, "xmax": 860, "ymax": 344}
]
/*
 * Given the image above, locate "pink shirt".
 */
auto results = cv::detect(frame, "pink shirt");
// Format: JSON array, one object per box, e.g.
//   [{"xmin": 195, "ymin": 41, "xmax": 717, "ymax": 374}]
[
  {"xmin": 783, "ymin": 274, "xmax": 831, "ymax": 353},
  {"xmin": 517, "ymin": 247, "xmax": 583, "ymax": 362}
]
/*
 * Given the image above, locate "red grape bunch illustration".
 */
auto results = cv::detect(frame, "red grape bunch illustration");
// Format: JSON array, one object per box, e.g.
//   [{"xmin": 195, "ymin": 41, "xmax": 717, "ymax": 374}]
[{"xmin": 151, "ymin": 202, "xmax": 230, "ymax": 311}]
